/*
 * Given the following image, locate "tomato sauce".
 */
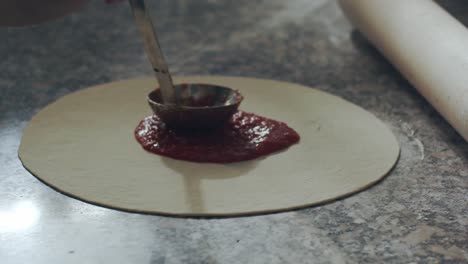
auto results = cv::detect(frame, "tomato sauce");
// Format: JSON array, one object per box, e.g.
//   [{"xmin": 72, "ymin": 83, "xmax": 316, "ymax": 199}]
[{"xmin": 135, "ymin": 111, "xmax": 300, "ymax": 163}]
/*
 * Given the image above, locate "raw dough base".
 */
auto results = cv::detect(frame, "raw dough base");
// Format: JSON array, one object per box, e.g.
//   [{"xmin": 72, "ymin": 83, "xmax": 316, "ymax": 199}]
[{"xmin": 19, "ymin": 76, "xmax": 400, "ymax": 216}]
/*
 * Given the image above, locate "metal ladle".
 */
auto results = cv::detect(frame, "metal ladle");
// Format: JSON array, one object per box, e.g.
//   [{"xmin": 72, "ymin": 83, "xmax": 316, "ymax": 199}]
[{"xmin": 128, "ymin": 0, "xmax": 243, "ymax": 129}]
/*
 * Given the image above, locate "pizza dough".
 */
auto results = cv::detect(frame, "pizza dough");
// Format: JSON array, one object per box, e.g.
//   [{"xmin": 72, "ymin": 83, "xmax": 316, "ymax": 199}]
[{"xmin": 19, "ymin": 76, "xmax": 400, "ymax": 216}]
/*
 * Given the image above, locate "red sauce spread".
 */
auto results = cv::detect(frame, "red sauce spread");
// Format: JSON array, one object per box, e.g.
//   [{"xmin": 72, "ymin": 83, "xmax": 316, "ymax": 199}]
[{"xmin": 135, "ymin": 111, "xmax": 300, "ymax": 163}]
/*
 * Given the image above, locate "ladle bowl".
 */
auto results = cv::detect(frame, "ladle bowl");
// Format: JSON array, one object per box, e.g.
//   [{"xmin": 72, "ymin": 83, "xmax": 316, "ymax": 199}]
[{"xmin": 148, "ymin": 83, "xmax": 243, "ymax": 129}]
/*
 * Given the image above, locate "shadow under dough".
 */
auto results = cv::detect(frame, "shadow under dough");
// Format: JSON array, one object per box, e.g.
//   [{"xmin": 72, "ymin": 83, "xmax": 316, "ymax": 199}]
[{"xmin": 160, "ymin": 157, "xmax": 260, "ymax": 213}]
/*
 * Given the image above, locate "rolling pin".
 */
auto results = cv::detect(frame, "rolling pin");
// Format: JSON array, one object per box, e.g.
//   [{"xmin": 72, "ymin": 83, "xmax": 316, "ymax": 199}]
[{"xmin": 339, "ymin": 0, "xmax": 468, "ymax": 141}]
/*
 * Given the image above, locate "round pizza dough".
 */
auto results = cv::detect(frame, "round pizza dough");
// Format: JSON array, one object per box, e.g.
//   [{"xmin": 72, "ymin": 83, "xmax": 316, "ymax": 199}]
[{"xmin": 19, "ymin": 76, "xmax": 400, "ymax": 216}]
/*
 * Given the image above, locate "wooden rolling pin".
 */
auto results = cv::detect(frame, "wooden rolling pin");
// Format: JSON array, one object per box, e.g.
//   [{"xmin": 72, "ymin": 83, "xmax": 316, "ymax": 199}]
[{"xmin": 339, "ymin": 0, "xmax": 468, "ymax": 141}]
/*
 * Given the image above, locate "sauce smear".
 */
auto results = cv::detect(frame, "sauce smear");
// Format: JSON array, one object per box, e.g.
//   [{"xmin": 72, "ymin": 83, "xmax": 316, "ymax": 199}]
[{"xmin": 135, "ymin": 111, "xmax": 300, "ymax": 163}]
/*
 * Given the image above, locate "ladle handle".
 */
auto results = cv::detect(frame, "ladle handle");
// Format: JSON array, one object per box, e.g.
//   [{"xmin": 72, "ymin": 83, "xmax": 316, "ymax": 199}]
[{"xmin": 128, "ymin": 0, "xmax": 177, "ymax": 104}]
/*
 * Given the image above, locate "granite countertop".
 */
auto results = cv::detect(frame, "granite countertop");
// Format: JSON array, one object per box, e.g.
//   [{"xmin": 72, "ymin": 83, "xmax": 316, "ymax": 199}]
[{"xmin": 1, "ymin": 1, "xmax": 467, "ymax": 263}]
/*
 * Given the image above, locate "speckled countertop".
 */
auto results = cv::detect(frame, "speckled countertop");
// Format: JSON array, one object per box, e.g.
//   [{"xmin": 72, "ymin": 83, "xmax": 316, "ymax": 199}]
[{"xmin": 1, "ymin": 1, "xmax": 467, "ymax": 263}]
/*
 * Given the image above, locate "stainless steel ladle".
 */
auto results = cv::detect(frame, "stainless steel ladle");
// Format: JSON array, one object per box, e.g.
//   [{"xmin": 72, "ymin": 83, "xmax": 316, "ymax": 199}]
[{"xmin": 128, "ymin": 0, "xmax": 243, "ymax": 129}]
